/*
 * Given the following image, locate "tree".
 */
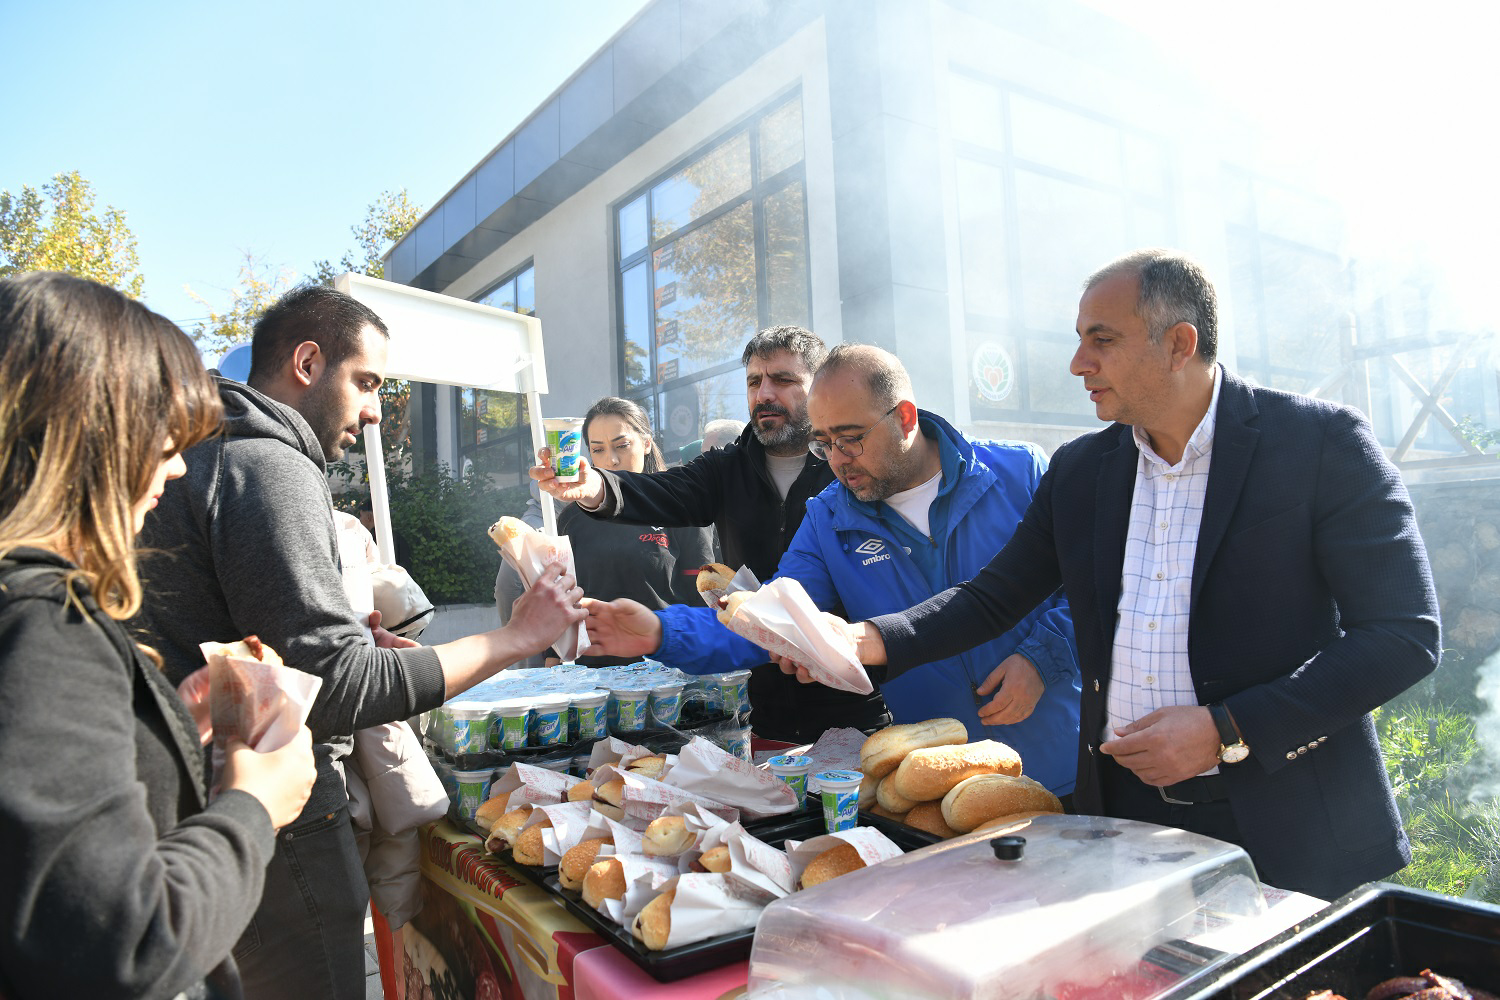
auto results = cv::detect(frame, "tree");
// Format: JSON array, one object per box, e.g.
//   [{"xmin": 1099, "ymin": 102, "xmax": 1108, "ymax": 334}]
[
  {"xmin": 0, "ymin": 171, "xmax": 146, "ymax": 296},
  {"xmin": 187, "ymin": 251, "xmax": 297, "ymax": 358},
  {"xmin": 311, "ymin": 189, "xmax": 422, "ymax": 284}
]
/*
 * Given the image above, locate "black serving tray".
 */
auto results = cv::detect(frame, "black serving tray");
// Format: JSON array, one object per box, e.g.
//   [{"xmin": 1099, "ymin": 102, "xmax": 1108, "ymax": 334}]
[
  {"xmin": 1162, "ymin": 882, "xmax": 1500, "ymax": 999},
  {"xmin": 542, "ymin": 813, "xmax": 936, "ymax": 982}
]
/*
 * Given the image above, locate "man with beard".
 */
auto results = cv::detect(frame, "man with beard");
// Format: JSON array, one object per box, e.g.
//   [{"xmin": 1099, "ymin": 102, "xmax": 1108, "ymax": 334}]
[
  {"xmin": 531, "ymin": 325, "xmax": 890, "ymax": 740},
  {"xmin": 577, "ymin": 345, "xmax": 1081, "ymax": 795},
  {"xmin": 137, "ymin": 284, "xmax": 585, "ymax": 1000}
]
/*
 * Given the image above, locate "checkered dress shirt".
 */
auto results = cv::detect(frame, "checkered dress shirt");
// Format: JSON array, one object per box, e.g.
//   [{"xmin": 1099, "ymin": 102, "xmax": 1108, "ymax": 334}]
[{"xmin": 1105, "ymin": 369, "xmax": 1223, "ymax": 756}]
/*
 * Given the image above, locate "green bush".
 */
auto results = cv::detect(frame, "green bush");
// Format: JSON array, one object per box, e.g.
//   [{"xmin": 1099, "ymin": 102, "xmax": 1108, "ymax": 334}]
[
  {"xmin": 333, "ymin": 465, "xmax": 531, "ymax": 606},
  {"xmin": 1378, "ymin": 700, "xmax": 1500, "ymax": 904}
]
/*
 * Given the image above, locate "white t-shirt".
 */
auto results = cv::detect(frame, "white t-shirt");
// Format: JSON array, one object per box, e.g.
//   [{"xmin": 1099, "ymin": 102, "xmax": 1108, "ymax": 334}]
[
  {"xmin": 882, "ymin": 469, "xmax": 942, "ymax": 538},
  {"xmin": 766, "ymin": 453, "xmax": 806, "ymax": 500}
]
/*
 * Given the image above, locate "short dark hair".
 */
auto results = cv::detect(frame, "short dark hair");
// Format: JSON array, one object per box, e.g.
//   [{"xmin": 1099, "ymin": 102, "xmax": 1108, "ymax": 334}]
[
  {"xmin": 247, "ymin": 283, "xmax": 389, "ymax": 385},
  {"xmin": 1085, "ymin": 249, "xmax": 1219, "ymax": 363},
  {"xmin": 740, "ymin": 325, "xmax": 827, "ymax": 373}
]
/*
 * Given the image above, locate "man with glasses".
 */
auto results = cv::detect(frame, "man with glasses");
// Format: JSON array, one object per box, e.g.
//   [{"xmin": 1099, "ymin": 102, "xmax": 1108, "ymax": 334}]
[
  {"xmin": 530, "ymin": 326, "xmax": 889, "ymax": 741},
  {"xmin": 583, "ymin": 344, "xmax": 1081, "ymax": 797}
]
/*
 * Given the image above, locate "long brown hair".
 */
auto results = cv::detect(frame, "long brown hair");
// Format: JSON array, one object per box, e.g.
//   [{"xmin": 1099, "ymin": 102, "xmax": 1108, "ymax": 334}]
[
  {"xmin": 583, "ymin": 396, "xmax": 662, "ymax": 474},
  {"xmin": 0, "ymin": 272, "xmax": 223, "ymax": 618}
]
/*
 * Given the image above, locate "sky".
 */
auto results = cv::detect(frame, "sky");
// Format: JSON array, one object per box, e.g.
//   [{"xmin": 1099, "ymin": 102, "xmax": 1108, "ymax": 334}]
[
  {"xmin": 5, "ymin": 0, "xmax": 1496, "ymax": 336},
  {"xmin": 3, "ymin": 0, "xmax": 651, "ymax": 333}
]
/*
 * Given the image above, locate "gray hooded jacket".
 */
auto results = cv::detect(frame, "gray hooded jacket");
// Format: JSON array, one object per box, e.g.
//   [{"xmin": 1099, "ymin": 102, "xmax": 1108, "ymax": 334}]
[{"xmin": 137, "ymin": 377, "xmax": 446, "ymax": 823}]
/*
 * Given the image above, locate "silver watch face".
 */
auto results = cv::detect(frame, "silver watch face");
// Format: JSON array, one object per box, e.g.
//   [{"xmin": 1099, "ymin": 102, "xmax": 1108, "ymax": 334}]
[{"xmin": 1220, "ymin": 742, "xmax": 1250, "ymax": 764}]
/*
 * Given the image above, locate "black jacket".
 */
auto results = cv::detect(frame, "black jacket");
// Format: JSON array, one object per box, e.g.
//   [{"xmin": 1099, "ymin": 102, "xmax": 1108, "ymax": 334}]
[
  {"xmin": 586, "ymin": 426, "xmax": 889, "ymax": 740},
  {"xmin": 588, "ymin": 424, "xmax": 831, "ymax": 582},
  {"xmin": 0, "ymin": 548, "xmax": 274, "ymax": 999}
]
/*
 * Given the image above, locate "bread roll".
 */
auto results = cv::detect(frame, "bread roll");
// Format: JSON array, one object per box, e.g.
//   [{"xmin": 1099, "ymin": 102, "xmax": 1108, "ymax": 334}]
[
  {"xmin": 641, "ymin": 815, "xmax": 696, "ymax": 857},
  {"xmin": 206, "ymin": 636, "xmax": 283, "ymax": 665},
  {"xmin": 566, "ymin": 780, "xmax": 594, "ymax": 803},
  {"xmin": 904, "ymin": 800, "xmax": 958, "ymax": 839},
  {"xmin": 474, "ymin": 795, "xmax": 512, "ymax": 831},
  {"xmin": 889, "ymin": 739, "xmax": 1023, "ymax": 802},
  {"xmin": 625, "ymin": 755, "xmax": 667, "ymax": 780},
  {"xmin": 716, "ymin": 590, "xmax": 753, "ymax": 626},
  {"xmin": 512, "ymin": 823, "xmax": 547, "ymax": 866},
  {"xmin": 941, "ymin": 774, "xmax": 1062, "ymax": 833},
  {"xmin": 591, "ymin": 778, "xmax": 625, "ymax": 821},
  {"xmin": 972, "ymin": 810, "xmax": 1058, "ymax": 834},
  {"xmin": 693, "ymin": 845, "xmax": 731, "ymax": 873},
  {"xmin": 695, "ymin": 563, "xmax": 735, "ymax": 595},
  {"xmin": 559, "ymin": 837, "xmax": 612, "ymax": 890},
  {"xmin": 486, "ymin": 516, "xmax": 532, "ymax": 549},
  {"xmin": 875, "ymin": 774, "xmax": 919, "ymax": 814},
  {"xmin": 581, "ymin": 857, "xmax": 626, "ymax": 910},
  {"xmin": 631, "ymin": 888, "xmax": 676, "ymax": 950},
  {"xmin": 484, "ymin": 805, "xmax": 533, "ymax": 853},
  {"xmin": 859, "ymin": 719, "xmax": 968, "ymax": 779},
  {"xmin": 798, "ymin": 842, "xmax": 865, "ymax": 888},
  {"xmin": 858, "ymin": 772, "xmax": 879, "ymax": 811}
]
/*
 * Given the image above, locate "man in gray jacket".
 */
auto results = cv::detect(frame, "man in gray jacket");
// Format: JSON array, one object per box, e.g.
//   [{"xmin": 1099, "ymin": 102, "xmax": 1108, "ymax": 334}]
[{"xmin": 138, "ymin": 284, "xmax": 585, "ymax": 1000}]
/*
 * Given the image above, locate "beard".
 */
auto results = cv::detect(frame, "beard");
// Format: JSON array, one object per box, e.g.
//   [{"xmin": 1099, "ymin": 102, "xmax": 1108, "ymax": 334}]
[
  {"xmin": 300, "ymin": 379, "xmax": 352, "ymax": 462},
  {"xmin": 750, "ymin": 401, "xmax": 812, "ymax": 451},
  {"xmin": 840, "ymin": 439, "xmax": 926, "ymax": 504}
]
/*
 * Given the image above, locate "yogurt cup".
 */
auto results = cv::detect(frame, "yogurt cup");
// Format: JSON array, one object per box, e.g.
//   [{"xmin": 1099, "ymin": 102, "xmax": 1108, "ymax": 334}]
[
  {"xmin": 649, "ymin": 682, "xmax": 685, "ymax": 727},
  {"xmin": 447, "ymin": 702, "xmax": 491, "ymax": 755},
  {"xmin": 611, "ymin": 685, "xmax": 653, "ymax": 733},
  {"xmin": 724, "ymin": 724, "xmax": 752, "ymax": 762},
  {"xmin": 767, "ymin": 754, "xmax": 813, "ymax": 807},
  {"xmin": 531, "ymin": 694, "xmax": 572, "ymax": 746},
  {"xmin": 571, "ymin": 690, "xmax": 609, "ymax": 742},
  {"xmin": 697, "ymin": 677, "xmax": 723, "ymax": 715},
  {"xmin": 718, "ymin": 670, "xmax": 752, "ymax": 717},
  {"xmin": 815, "ymin": 769, "xmax": 863, "ymax": 833},
  {"xmin": 544, "ymin": 417, "xmax": 585, "ymax": 482},
  {"xmin": 451, "ymin": 767, "xmax": 495, "ymax": 822},
  {"xmin": 489, "ymin": 697, "xmax": 533, "ymax": 751}
]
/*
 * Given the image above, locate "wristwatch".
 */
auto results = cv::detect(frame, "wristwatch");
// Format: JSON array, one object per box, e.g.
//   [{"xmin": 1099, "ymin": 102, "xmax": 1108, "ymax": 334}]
[{"xmin": 1208, "ymin": 703, "xmax": 1250, "ymax": 764}]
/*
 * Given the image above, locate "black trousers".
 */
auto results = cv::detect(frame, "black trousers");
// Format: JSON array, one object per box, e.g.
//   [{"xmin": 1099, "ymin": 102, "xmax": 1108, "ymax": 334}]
[{"xmin": 1096, "ymin": 753, "xmax": 1243, "ymax": 848}]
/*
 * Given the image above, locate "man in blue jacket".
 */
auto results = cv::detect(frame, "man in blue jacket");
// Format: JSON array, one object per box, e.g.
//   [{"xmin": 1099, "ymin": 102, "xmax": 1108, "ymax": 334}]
[{"xmin": 584, "ymin": 345, "xmax": 1081, "ymax": 795}]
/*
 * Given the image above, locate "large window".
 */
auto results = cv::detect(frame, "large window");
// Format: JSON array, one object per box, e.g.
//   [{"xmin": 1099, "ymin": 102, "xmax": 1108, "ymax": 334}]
[
  {"xmin": 949, "ymin": 69, "xmax": 1173, "ymax": 426},
  {"xmin": 616, "ymin": 93, "xmax": 810, "ymax": 461},
  {"xmin": 456, "ymin": 264, "xmax": 535, "ymax": 483}
]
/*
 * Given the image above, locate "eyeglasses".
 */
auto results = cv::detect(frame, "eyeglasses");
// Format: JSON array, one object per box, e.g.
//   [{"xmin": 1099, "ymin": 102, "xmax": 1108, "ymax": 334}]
[{"xmin": 808, "ymin": 405, "xmax": 901, "ymax": 461}]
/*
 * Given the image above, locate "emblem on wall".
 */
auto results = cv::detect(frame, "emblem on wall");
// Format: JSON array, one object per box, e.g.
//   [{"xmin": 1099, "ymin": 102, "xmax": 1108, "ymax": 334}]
[{"xmin": 971, "ymin": 342, "xmax": 1015, "ymax": 403}]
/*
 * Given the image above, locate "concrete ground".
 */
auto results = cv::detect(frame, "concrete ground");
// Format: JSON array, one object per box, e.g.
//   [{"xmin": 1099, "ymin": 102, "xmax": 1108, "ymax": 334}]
[{"xmin": 362, "ymin": 910, "xmax": 384, "ymax": 1000}]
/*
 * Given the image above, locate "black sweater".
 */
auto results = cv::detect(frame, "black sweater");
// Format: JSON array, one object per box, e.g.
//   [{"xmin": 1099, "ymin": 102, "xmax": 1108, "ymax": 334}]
[{"xmin": 0, "ymin": 548, "xmax": 274, "ymax": 999}]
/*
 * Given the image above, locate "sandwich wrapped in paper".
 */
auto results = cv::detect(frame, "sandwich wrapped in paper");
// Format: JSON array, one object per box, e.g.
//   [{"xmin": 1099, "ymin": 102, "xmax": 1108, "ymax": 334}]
[
  {"xmin": 721, "ymin": 577, "xmax": 873, "ymax": 695},
  {"xmin": 186, "ymin": 638, "xmax": 322, "ymax": 791},
  {"xmin": 487, "ymin": 515, "xmax": 589, "ymax": 661}
]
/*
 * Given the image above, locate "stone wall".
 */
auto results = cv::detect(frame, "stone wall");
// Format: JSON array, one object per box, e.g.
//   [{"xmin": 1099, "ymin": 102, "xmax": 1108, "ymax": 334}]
[{"xmin": 1409, "ymin": 479, "xmax": 1500, "ymax": 676}]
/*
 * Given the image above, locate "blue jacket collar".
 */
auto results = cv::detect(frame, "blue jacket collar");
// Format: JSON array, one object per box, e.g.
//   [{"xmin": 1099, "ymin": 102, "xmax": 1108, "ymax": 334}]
[{"xmin": 832, "ymin": 409, "xmax": 993, "ymax": 531}]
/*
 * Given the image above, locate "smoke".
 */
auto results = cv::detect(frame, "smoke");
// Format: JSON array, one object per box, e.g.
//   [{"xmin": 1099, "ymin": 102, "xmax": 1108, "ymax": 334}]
[{"xmin": 1474, "ymin": 649, "xmax": 1500, "ymax": 805}]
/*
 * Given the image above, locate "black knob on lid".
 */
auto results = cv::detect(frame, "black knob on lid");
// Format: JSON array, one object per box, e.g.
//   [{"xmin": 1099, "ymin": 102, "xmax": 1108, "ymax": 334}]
[{"xmin": 991, "ymin": 835, "xmax": 1026, "ymax": 861}]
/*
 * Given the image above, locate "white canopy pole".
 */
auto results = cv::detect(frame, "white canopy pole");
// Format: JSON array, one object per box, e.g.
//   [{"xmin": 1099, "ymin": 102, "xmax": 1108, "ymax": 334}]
[{"xmin": 332, "ymin": 273, "xmax": 555, "ymax": 551}]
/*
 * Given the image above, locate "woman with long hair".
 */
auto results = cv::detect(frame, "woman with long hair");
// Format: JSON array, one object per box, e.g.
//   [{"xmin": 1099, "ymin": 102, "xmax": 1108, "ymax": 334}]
[
  {"xmin": 557, "ymin": 396, "xmax": 715, "ymax": 665},
  {"xmin": 0, "ymin": 272, "xmax": 316, "ymax": 999}
]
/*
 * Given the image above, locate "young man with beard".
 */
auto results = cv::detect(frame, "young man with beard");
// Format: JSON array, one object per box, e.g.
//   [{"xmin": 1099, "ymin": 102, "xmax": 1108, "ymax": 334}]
[
  {"xmin": 137, "ymin": 284, "xmax": 585, "ymax": 1000},
  {"xmin": 579, "ymin": 345, "xmax": 1082, "ymax": 796},
  {"xmin": 531, "ymin": 326, "xmax": 891, "ymax": 740}
]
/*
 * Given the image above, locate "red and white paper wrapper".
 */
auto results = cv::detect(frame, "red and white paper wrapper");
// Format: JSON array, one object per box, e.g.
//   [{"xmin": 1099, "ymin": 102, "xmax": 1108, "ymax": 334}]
[
  {"xmin": 705, "ymin": 821, "xmax": 795, "ymax": 896},
  {"xmin": 494, "ymin": 523, "xmax": 590, "ymax": 661},
  {"xmin": 599, "ymin": 855, "xmax": 681, "ymax": 924},
  {"xmin": 487, "ymin": 762, "xmax": 576, "ymax": 811},
  {"xmin": 784, "ymin": 827, "xmax": 904, "ymax": 886},
  {"xmin": 524, "ymin": 801, "xmax": 596, "ymax": 864},
  {"xmin": 646, "ymin": 804, "xmax": 735, "ymax": 873},
  {"xmin": 802, "ymin": 727, "xmax": 867, "ymax": 774},
  {"xmin": 585, "ymin": 736, "xmax": 655, "ymax": 773},
  {"xmin": 191, "ymin": 642, "xmax": 322, "ymax": 790},
  {"xmin": 646, "ymin": 872, "xmax": 779, "ymax": 949},
  {"xmin": 590, "ymin": 764, "xmax": 740, "ymax": 830},
  {"xmin": 671, "ymin": 737, "xmax": 799, "ymax": 819},
  {"xmin": 696, "ymin": 564, "xmax": 762, "ymax": 609},
  {"xmin": 724, "ymin": 577, "xmax": 873, "ymax": 695}
]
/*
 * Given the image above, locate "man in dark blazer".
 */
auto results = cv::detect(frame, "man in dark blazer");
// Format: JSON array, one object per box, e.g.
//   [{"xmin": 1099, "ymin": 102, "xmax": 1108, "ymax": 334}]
[{"xmin": 803, "ymin": 249, "xmax": 1440, "ymax": 900}]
